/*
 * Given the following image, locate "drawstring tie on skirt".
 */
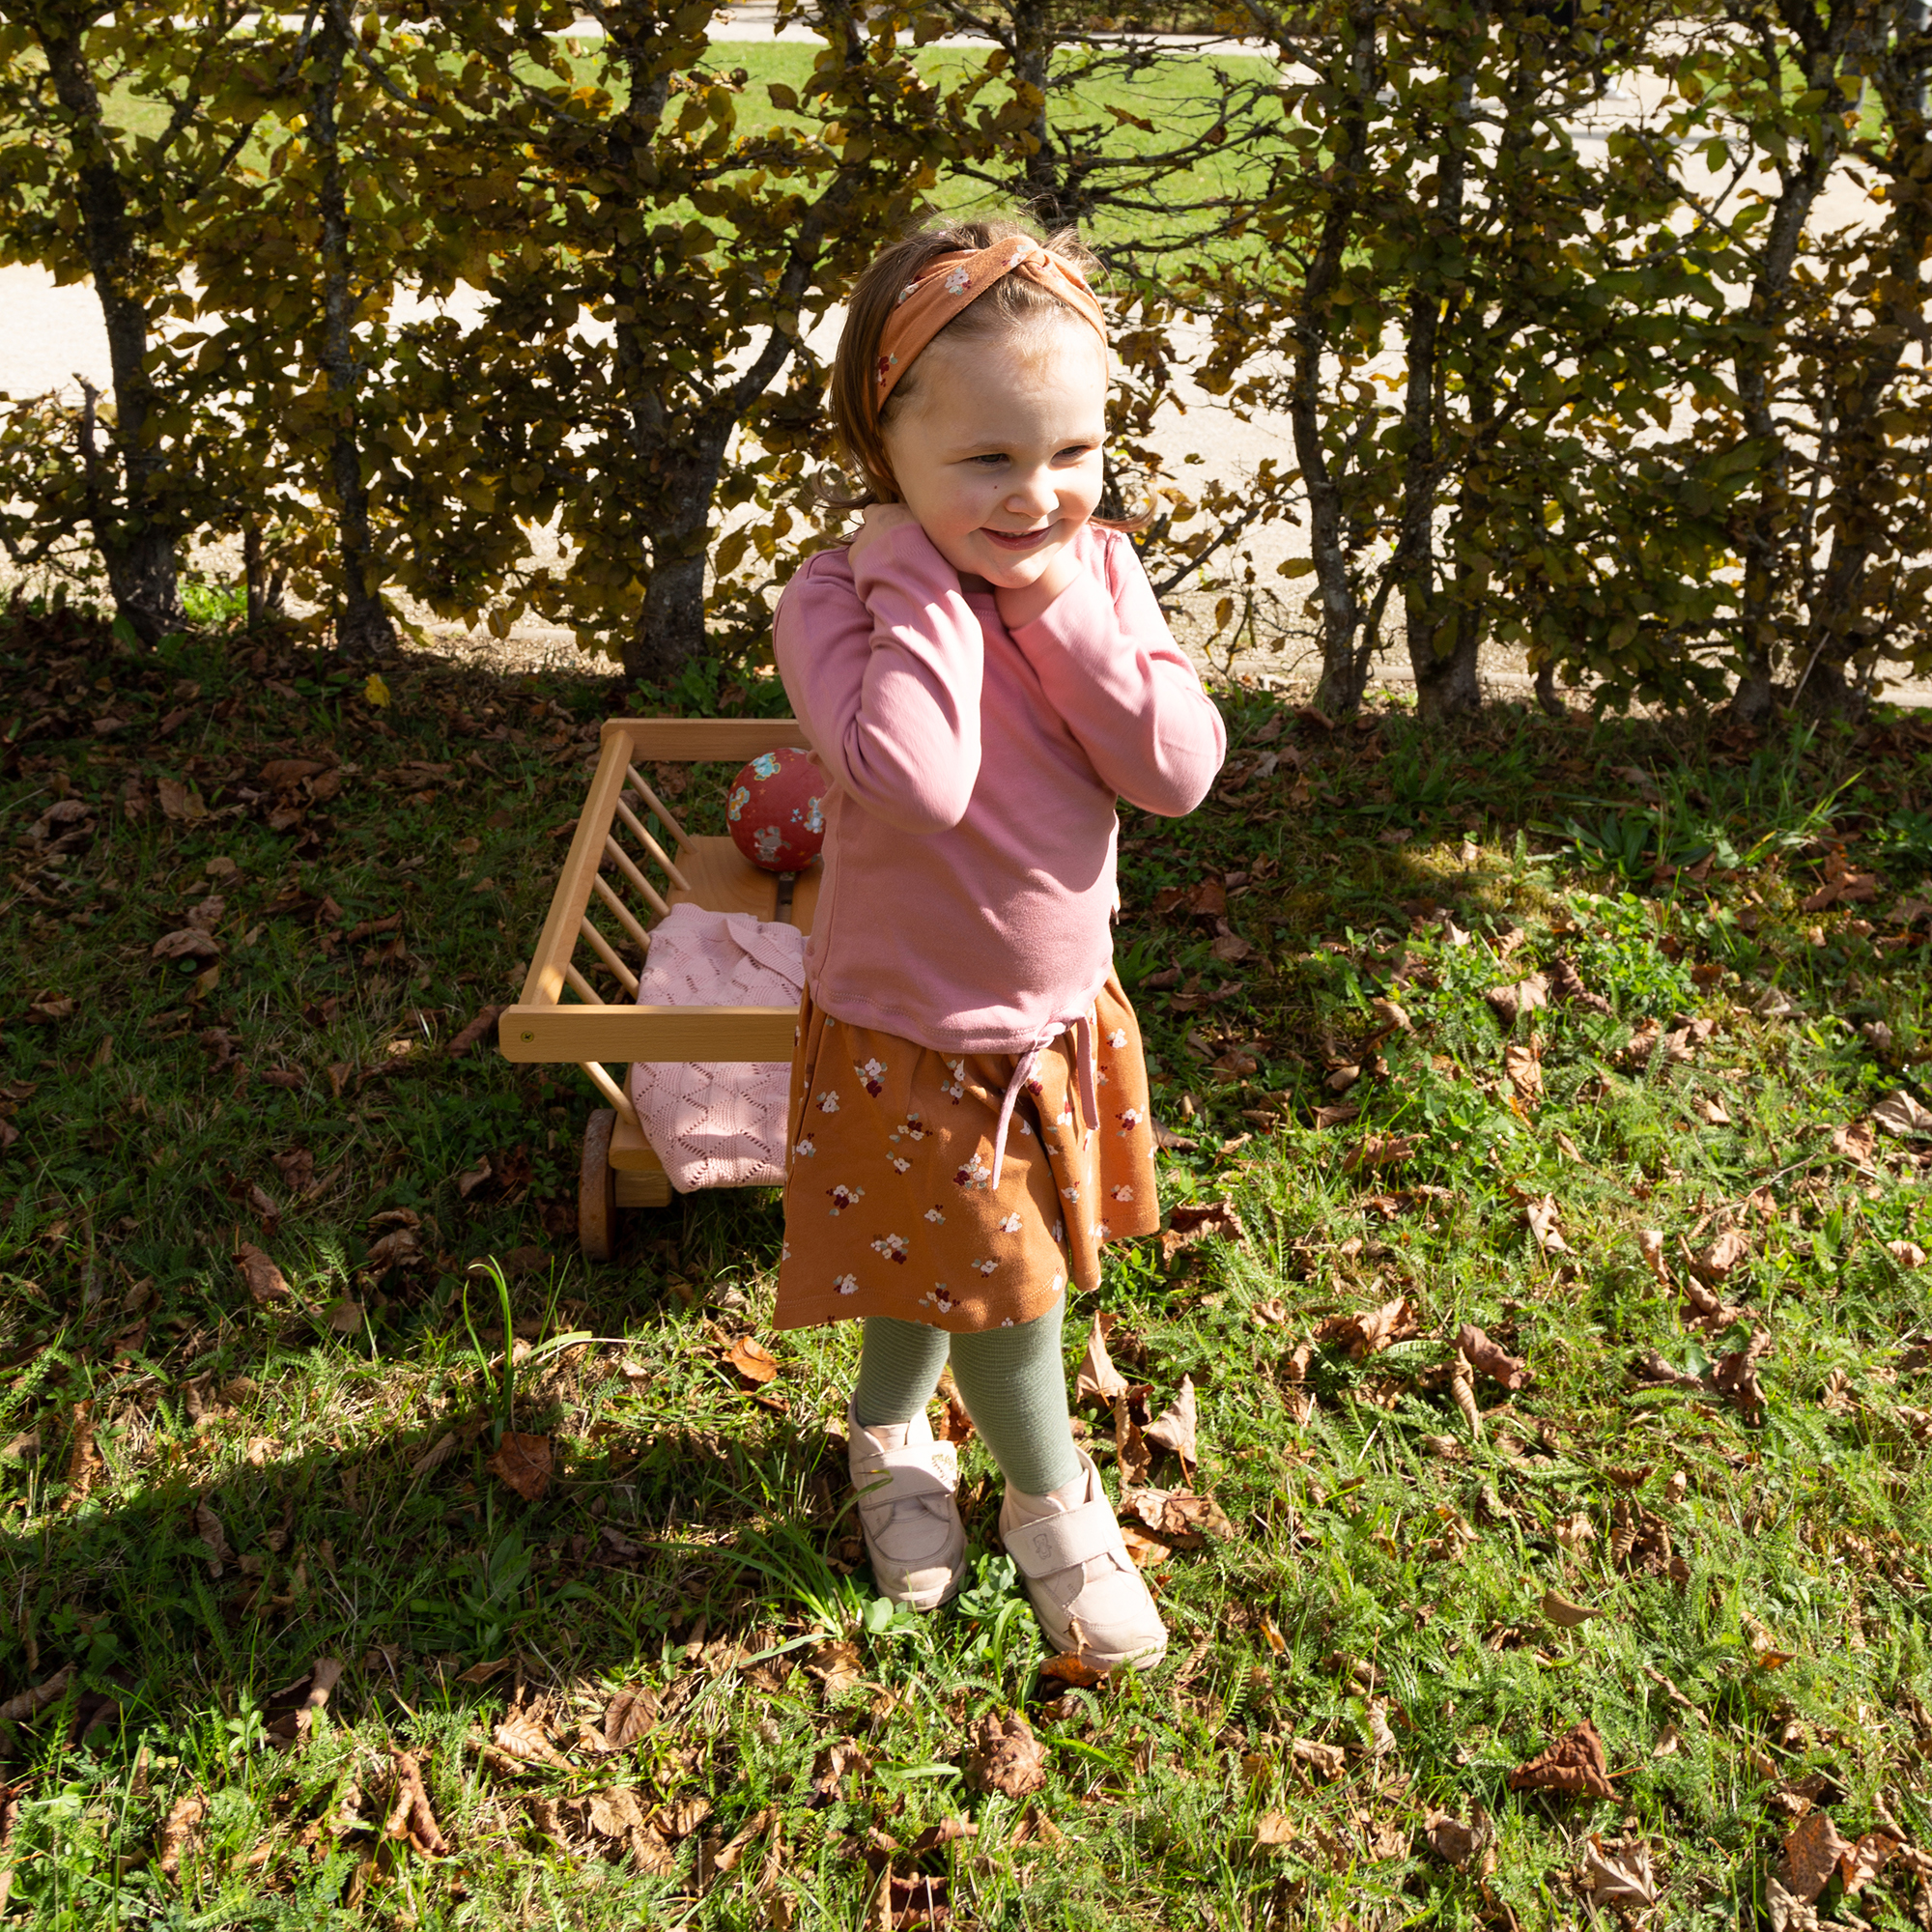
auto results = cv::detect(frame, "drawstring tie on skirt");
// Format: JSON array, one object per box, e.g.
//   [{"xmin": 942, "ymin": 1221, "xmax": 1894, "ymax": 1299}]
[{"xmin": 988, "ymin": 1010, "xmax": 1098, "ymax": 1187}]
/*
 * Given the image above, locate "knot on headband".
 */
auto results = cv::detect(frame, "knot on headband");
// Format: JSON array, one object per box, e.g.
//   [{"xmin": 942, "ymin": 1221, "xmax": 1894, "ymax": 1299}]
[{"xmin": 873, "ymin": 240, "xmax": 1109, "ymax": 405}]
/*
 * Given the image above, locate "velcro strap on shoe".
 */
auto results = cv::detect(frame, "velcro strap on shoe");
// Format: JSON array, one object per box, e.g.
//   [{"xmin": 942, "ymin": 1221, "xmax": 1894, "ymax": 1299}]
[
  {"xmin": 854, "ymin": 1442, "xmax": 957, "ymax": 1501},
  {"xmin": 1004, "ymin": 1498, "xmax": 1121, "ymax": 1580}
]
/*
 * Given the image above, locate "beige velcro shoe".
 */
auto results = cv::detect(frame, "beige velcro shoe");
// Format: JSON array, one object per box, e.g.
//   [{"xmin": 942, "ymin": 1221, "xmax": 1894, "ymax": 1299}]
[
  {"xmin": 847, "ymin": 1402, "xmax": 967, "ymax": 1611},
  {"xmin": 1000, "ymin": 1450, "xmax": 1168, "ymax": 1671}
]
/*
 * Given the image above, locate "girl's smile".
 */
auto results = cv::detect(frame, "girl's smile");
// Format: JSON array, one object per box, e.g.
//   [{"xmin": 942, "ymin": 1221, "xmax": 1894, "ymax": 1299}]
[{"xmin": 980, "ymin": 525, "xmax": 1054, "ymax": 552}]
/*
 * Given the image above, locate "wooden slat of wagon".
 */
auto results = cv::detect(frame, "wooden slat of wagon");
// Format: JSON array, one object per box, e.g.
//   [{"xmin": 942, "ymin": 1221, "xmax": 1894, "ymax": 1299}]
[
  {"xmin": 605, "ymin": 719, "xmax": 811, "ymax": 762},
  {"xmin": 499, "ymin": 1004, "xmax": 798, "ymax": 1063},
  {"xmin": 520, "ymin": 734, "xmax": 635, "ymax": 1011}
]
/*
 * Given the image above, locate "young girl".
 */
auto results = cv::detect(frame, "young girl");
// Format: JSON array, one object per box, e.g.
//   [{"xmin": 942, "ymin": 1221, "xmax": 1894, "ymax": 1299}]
[{"xmin": 770, "ymin": 217, "xmax": 1225, "ymax": 1671}]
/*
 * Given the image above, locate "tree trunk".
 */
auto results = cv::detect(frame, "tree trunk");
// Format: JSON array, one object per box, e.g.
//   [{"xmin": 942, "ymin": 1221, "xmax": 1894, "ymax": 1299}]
[
  {"xmin": 1725, "ymin": 5, "xmax": 1843, "ymax": 725},
  {"xmin": 1292, "ymin": 0, "xmax": 1378, "ymax": 717},
  {"xmin": 1009, "ymin": 0, "xmax": 1069, "ymax": 225},
  {"xmin": 309, "ymin": 10, "xmax": 396, "ymax": 662},
  {"xmin": 1397, "ymin": 14, "xmax": 1481, "ymax": 723},
  {"xmin": 242, "ymin": 521, "xmax": 286, "ymax": 631},
  {"xmin": 1795, "ymin": 3, "xmax": 1929, "ymax": 719},
  {"xmin": 625, "ymin": 431, "xmax": 730, "ymax": 685},
  {"xmin": 40, "ymin": 15, "xmax": 184, "ymax": 644}
]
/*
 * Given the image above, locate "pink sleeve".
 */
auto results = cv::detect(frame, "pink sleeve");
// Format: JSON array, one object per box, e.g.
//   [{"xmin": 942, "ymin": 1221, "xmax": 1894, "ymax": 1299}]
[
  {"xmin": 1007, "ymin": 530, "xmax": 1226, "ymax": 816},
  {"xmin": 773, "ymin": 526, "xmax": 983, "ymax": 837}
]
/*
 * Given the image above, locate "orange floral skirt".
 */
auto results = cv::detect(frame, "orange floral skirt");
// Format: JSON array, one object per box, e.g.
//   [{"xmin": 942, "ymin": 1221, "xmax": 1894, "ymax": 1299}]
[{"xmin": 773, "ymin": 973, "xmax": 1159, "ymax": 1334}]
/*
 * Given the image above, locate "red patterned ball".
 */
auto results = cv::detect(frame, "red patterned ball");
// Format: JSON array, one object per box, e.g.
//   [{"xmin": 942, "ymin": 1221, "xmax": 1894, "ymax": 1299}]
[{"xmin": 726, "ymin": 747, "xmax": 829, "ymax": 872}]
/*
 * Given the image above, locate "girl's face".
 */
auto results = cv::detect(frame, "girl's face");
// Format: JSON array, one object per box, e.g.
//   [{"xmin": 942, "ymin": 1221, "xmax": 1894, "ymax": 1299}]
[{"xmin": 879, "ymin": 314, "xmax": 1108, "ymax": 592}]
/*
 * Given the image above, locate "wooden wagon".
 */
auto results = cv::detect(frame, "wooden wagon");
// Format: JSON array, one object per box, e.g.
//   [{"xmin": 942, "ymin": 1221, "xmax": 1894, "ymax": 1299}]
[{"xmin": 499, "ymin": 718, "xmax": 819, "ymax": 1258}]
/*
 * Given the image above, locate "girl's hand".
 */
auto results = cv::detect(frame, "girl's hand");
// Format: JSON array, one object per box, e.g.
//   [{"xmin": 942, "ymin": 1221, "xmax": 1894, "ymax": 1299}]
[
  {"xmin": 993, "ymin": 543, "xmax": 1085, "ymax": 632},
  {"xmin": 847, "ymin": 501, "xmax": 921, "ymax": 577}
]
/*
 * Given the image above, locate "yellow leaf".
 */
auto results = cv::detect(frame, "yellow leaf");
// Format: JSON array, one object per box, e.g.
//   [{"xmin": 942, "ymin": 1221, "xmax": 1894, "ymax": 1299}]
[{"xmin": 364, "ymin": 672, "xmax": 391, "ymax": 709}]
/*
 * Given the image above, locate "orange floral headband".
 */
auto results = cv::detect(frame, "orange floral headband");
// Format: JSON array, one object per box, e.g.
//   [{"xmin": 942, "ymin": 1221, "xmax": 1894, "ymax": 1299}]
[{"xmin": 874, "ymin": 240, "xmax": 1109, "ymax": 405}]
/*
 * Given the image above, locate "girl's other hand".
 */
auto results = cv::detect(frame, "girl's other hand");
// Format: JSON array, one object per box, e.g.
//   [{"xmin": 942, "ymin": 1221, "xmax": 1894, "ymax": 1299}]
[
  {"xmin": 847, "ymin": 501, "xmax": 921, "ymax": 577},
  {"xmin": 993, "ymin": 544, "xmax": 1084, "ymax": 632}
]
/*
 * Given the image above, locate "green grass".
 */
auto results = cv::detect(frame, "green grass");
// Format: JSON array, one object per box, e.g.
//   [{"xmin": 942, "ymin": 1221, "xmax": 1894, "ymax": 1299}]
[
  {"xmin": 6, "ymin": 601, "xmax": 1932, "ymax": 1926},
  {"xmin": 68, "ymin": 28, "xmax": 1269, "ymax": 261}
]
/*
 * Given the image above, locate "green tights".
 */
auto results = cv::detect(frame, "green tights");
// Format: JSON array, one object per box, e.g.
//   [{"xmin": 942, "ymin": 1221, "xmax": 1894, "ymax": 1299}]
[{"xmin": 852, "ymin": 1300, "xmax": 1080, "ymax": 1498}]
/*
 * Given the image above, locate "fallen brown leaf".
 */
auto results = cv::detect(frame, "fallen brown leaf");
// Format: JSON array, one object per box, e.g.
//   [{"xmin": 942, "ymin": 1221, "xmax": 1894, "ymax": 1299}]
[
  {"xmin": 152, "ymin": 927, "xmax": 222, "ymax": 963},
  {"xmin": 1711, "ymin": 1326, "xmax": 1771, "ymax": 1422},
  {"xmin": 493, "ymin": 1710, "xmax": 570, "ymax": 1769},
  {"xmin": 1507, "ymin": 1720, "xmax": 1615, "ymax": 1800},
  {"xmin": 962, "ymin": 1712, "xmax": 1048, "ymax": 1799},
  {"xmin": 1874, "ymin": 1089, "xmax": 1932, "ymax": 1139},
  {"xmin": 1679, "ymin": 1272, "xmax": 1744, "ymax": 1331},
  {"xmin": 194, "ymin": 1499, "xmax": 234, "ymax": 1567},
  {"xmin": 1521, "ymin": 1193, "xmax": 1571, "ymax": 1254},
  {"xmin": 236, "ymin": 1242, "xmax": 291, "ymax": 1306},
  {"xmin": 156, "ymin": 779, "xmax": 208, "ymax": 822},
  {"xmin": 1781, "ymin": 1811, "xmax": 1853, "ymax": 1904},
  {"xmin": 1486, "ymin": 971, "xmax": 1550, "ymax": 1028},
  {"xmin": 410, "ymin": 1433, "xmax": 462, "ymax": 1480},
  {"xmin": 603, "ymin": 1685, "xmax": 657, "ymax": 1750},
  {"xmin": 1504, "ymin": 1037, "xmax": 1544, "ymax": 1105},
  {"xmin": 724, "ymin": 1335, "xmax": 781, "ymax": 1387},
  {"xmin": 1548, "ymin": 954, "xmax": 1615, "ymax": 1014},
  {"xmin": 805, "ymin": 1639, "xmax": 864, "ymax": 1699},
  {"xmin": 1037, "ymin": 1653, "xmax": 1109, "ymax": 1690},
  {"xmin": 1839, "ymin": 1831, "xmax": 1899, "ymax": 1896},
  {"xmin": 447, "ymin": 1005, "xmax": 505, "ymax": 1057},
  {"xmin": 264, "ymin": 1657, "xmax": 343, "ymax": 1748},
  {"xmin": 1255, "ymin": 1810, "xmax": 1295, "ymax": 1845},
  {"xmin": 1540, "ymin": 1589, "xmax": 1603, "ymax": 1629},
  {"xmin": 1160, "ymin": 1199, "xmax": 1246, "ymax": 1263},
  {"xmin": 1690, "ymin": 1228, "xmax": 1750, "ymax": 1284},
  {"xmin": 1113, "ymin": 1392, "xmax": 1151, "ymax": 1488},
  {"xmin": 157, "ymin": 1791, "xmax": 207, "ymax": 1878},
  {"xmin": 585, "ymin": 1785, "xmax": 647, "ymax": 1837},
  {"xmin": 485, "ymin": 1432, "xmax": 553, "ymax": 1502},
  {"xmin": 1290, "ymin": 1736, "xmax": 1347, "ymax": 1780},
  {"xmin": 1118, "ymin": 1522, "xmax": 1172, "ymax": 1568},
  {"xmin": 933, "ymin": 1371, "xmax": 975, "ymax": 1444},
  {"xmin": 1584, "ymin": 1834, "xmax": 1657, "ymax": 1907},
  {"xmin": 384, "ymin": 1750, "xmax": 450, "ymax": 1855},
  {"xmin": 909, "ymin": 1815, "xmax": 978, "ymax": 1854},
  {"xmin": 1424, "ymin": 1803, "xmax": 1494, "ymax": 1872},
  {"xmin": 1342, "ymin": 1131, "xmax": 1419, "ymax": 1171},
  {"xmin": 1074, "ymin": 1312, "xmax": 1128, "ymax": 1405},
  {"xmin": 1311, "ymin": 1099, "xmax": 1361, "ymax": 1129},
  {"xmin": 1314, "ymin": 1294, "xmax": 1418, "ymax": 1362},
  {"xmin": 657, "ymin": 1795, "xmax": 715, "ymax": 1839},
  {"xmin": 0, "ymin": 1664, "xmax": 73, "ymax": 1725},
  {"xmin": 810, "ymin": 1738, "xmax": 873, "ymax": 1798},
  {"xmin": 631, "ymin": 1821, "xmax": 677, "ymax": 1875},
  {"xmin": 1887, "ymin": 1239, "xmax": 1928, "ymax": 1269},
  {"xmin": 1143, "ymin": 1377, "xmax": 1198, "ymax": 1474},
  {"xmin": 1633, "ymin": 1349, "xmax": 1705, "ymax": 1390},
  {"xmin": 1457, "ymin": 1322, "xmax": 1531, "ymax": 1391},
  {"xmin": 1126, "ymin": 1489, "xmax": 1236, "ymax": 1542},
  {"xmin": 272, "ymin": 1147, "xmax": 316, "ymax": 1194}
]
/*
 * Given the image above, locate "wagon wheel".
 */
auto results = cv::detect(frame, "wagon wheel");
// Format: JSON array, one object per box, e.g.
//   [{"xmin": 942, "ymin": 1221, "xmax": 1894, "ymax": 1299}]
[{"xmin": 580, "ymin": 1109, "xmax": 619, "ymax": 1262}]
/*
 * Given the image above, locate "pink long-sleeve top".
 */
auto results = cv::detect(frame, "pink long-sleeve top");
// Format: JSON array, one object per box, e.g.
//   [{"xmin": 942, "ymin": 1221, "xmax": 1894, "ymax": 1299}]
[{"xmin": 774, "ymin": 518, "xmax": 1226, "ymax": 1056}]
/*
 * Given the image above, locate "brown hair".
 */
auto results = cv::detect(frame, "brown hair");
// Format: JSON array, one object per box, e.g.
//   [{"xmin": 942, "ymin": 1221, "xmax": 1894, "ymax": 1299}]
[{"xmin": 826, "ymin": 214, "xmax": 1150, "ymax": 528}]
